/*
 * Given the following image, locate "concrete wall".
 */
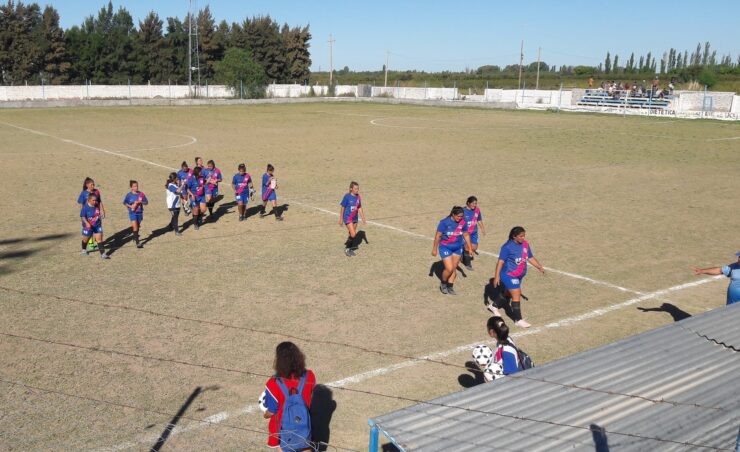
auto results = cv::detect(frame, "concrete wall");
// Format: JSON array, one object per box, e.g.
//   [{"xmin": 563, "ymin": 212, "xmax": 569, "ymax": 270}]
[
  {"xmin": 673, "ymin": 90, "xmax": 735, "ymax": 112},
  {"xmin": 0, "ymin": 84, "xmax": 234, "ymax": 100},
  {"xmin": 371, "ymin": 86, "xmax": 458, "ymax": 100}
]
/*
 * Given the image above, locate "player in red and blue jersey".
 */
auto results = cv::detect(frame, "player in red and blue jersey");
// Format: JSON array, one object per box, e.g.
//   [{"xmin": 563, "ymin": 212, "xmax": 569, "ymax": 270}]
[
  {"xmin": 258, "ymin": 342, "xmax": 316, "ymax": 450},
  {"xmin": 462, "ymin": 196, "xmax": 487, "ymax": 271},
  {"xmin": 433, "ymin": 206, "xmax": 473, "ymax": 295},
  {"xmin": 339, "ymin": 181, "xmax": 366, "ymax": 256},
  {"xmin": 123, "ymin": 180, "xmax": 149, "ymax": 249},
  {"xmin": 176, "ymin": 161, "xmax": 192, "ymax": 215},
  {"xmin": 80, "ymin": 193, "xmax": 109, "ymax": 259},
  {"xmin": 494, "ymin": 226, "xmax": 545, "ymax": 328},
  {"xmin": 186, "ymin": 166, "xmax": 206, "ymax": 230},
  {"xmin": 77, "ymin": 177, "xmax": 106, "ymax": 252},
  {"xmin": 231, "ymin": 163, "xmax": 254, "ymax": 222},
  {"xmin": 202, "ymin": 159, "xmax": 222, "ymax": 220},
  {"xmin": 260, "ymin": 164, "xmax": 283, "ymax": 221}
]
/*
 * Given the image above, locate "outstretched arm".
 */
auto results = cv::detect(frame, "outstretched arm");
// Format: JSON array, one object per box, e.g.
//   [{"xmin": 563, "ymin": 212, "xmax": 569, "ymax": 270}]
[{"xmin": 693, "ymin": 266, "xmax": 722, "ymax": 276}]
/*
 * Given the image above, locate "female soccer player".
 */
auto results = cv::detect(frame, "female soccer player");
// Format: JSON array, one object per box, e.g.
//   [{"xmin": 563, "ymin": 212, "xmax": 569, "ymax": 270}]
[
  {"xmin": 494, "ymin": 226, "xmax": 545, "ymax": 328},
  {"xmin": 432, "ymin": 206, "xmax": 473, "ymax": 295},
  {"xmin": 462, "ymin": 196, "xmax": 486, "ymax": 271},
  {"xmin": 258, "ymin": 342, "xmax": 315, "ymax": 451},
  {"xmin": 176, "ymin": 161, "xmax": 192, "ymax": 215},
  {"xmin": 80, "ymin": 193, "xmax": 109, "ymax": 259},
  {"xmin": 260, "ymin": 163, "xmax": 283, "ymax": 221},
  {"xmin": 693, "ymin": 252, "xmax": 740, "ymax": 305},
  {"xmin": 231, "ymin": 163, "xmax": 254, "ymax": 222},
  {"xmin": 123, "ymin": 180, "xmax": 149, "ymax": 248},
  {"xmin": 202, "ymin": 159, "xmax": 222, "ymax": 219},
  {"xmin": 165, "ymin": 172, "xmax": 182, "ymax": 236},
  {"xmin": 487, "ymin": 316, "xmax": 520, "ymax": 378},
  {"xmin": 339, "ymin": 181, "xmax": 366, "ymax": 256},
  {"xmin": 77, "ymin": 177, "xmax": 106, "ymax": 252},
  {"xmin": 187, "ymin": 166, "xmax": 206, "ymax": 230}
]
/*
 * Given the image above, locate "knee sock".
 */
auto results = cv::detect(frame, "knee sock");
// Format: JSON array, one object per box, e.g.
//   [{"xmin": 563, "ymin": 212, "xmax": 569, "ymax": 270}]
[
  {"xmin": 344, "ymin": 236, "xmax": 353, "ymax": 248},
  {"xmin": 350, "ymin": 234, "xmax": 362, "ymax": 249},
  {"xmin": 511, "ymin": 301, "xmax": 522, "ymax": 321},
  {"xmin": 207, "ymin": 202, "xmax": 214, "ymax": 215},
  {"xmin": 81, "ymin": 241, "xmax": 87, "ymax": 250},
  {"xmin": 462, "ymin": 251, "xmax": 472, "ymax": 267},
  {"xmin": 133, "ymin": 232, "xmax": 140, "ymax": 244}
]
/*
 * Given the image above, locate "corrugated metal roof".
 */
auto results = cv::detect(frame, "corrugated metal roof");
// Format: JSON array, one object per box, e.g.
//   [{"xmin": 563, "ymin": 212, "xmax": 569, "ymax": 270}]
[{"xmin": 372, "ymin": 304, "xmax": 740, "ymax": 451}]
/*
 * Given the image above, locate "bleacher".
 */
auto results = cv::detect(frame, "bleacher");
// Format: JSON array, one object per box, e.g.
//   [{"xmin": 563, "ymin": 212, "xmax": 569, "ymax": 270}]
[{"xmin": 578, "ymin": 88, "xmax": 673, "ymax": 109}]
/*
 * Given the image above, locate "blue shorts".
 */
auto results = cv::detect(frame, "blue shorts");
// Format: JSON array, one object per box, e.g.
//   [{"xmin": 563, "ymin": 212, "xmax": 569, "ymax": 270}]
[
  {"xmin": 728, "ymin": 286, "xmax": 740, "ymax": 305},
  {"xmin": 470, "ymin": 231, "xmax": 479, "ymax": 245},
  {"xmin": 206, "ymin": 187, "xmax": 218, "ymax": 197},
  {"xmin": 500, "ymin": 273, "xmax": 523, "ymax": 290},
  {"xmin": 190, "ymin": 196, "xmax": 205, "ymax": 207},
  {"xmin": 235, "ymin": 193, "xmax": 249, "ymax": 204},
  {"xmin": 82, "ymin": 224, "xmax": 103, "ymax": 237},
  {"xmin": 263, "ymin": 191, "xmax": 277, "ymax": 202},
  {"xmin": 439, "ymin": 244, "xmax": 463, "ymax": 259},
  {"xmin": 128, "ymin": 211, "xmax": 143, "ymax": 222}
]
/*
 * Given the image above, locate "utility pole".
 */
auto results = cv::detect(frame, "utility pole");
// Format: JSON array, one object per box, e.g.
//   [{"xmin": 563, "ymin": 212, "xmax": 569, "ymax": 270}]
[
  {"xmin": 187, "ymin": 0, "xmax": 200, "ymax": 97},
  {"xmin": 328, "ymin": 34, "xmax": 335, "ymax": 86},
  {"xmin": 517, "ymin": 40, "xmax": 524, "ymax": 90},
  {"xmin": 384, "ymin": 51, "xmax": 389, "ymax": 87},
  {"xmin": 536, "ymin": 47, "xmax": 541, "ymax": 90}
]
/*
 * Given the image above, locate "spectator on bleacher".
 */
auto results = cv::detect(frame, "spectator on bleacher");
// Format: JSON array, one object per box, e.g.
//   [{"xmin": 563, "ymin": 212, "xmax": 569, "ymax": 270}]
[
  {"xmin": 668, "ymin": 78, "xmax": 676, "ymax": 94},
  {"xmin": 693, "ymin": 252, "xmax": 740, "ymax": 305},
  {"xmin": 588, "ymin": 76, "xmax": 594, "ymax": 88}
]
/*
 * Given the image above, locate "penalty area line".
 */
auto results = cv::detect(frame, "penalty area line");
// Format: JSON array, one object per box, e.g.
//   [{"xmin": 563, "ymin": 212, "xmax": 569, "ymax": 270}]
[{"xmin": 95, "ymin": 274, "xmax": 722, "ymax": 451}]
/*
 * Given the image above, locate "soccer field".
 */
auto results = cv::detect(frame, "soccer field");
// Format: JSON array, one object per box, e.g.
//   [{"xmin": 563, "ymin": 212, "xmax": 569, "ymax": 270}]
[{"xmin": 0, "ymin": 103, "xmax": 737, "ymax": 451}]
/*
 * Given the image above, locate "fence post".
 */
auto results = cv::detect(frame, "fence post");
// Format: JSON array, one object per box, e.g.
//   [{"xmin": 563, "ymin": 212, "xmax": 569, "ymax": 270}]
[
  {"xmin": 240, "ymin": 80, "xmax": 243, "ymax": 99},
  {"xmin": 41, "ymin": 78, "xmax": 45, "ymax": 100},
  {"xmin": 557, "ymin": 83, "xmax": 562, "ymax": 112},
  {"xmin": 206, "ymin": 80, "xmax": 209, "ymax": 99},
  {"xmin": 368, "ymin": 420, "xmax": 379, "ymax": 452}
]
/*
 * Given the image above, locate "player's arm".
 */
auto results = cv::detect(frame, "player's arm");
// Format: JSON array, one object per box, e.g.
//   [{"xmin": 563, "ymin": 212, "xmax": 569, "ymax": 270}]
[
  {"xmin": 80, "ymin": 213, "xmax": 90, "ymax": 229},
  {"xmin": 693, "ymin": 266, "xmax": 722, "ymax": 276},
  {"xmin": 494, "ymin": 259, "xmax": 504, "ymax": 286},
  {"xmin": 463, "ymin": 232, "xmax": 473, "ymax": 253},
  {"xmin": 529, "ymin": 257, "xmax": 545, "ymax": 274},
  {"xmin": 141, "ymin": 195, "xmax": 148, "ymax": 206},
  {"xmin": 358, "ymin": 207, "xmax": 366, "ymax": 224},
  {"xmin": 231, "ymin": 182, "xmax": 237, "ymax": 193},
  {"xmin": 432, "ymin": 231, "xmax": 442, "ymax": 256},
  {"xmin": 477, "ymin": 220, "xmax": 485, "ymax": 235},
  {"xmin": 99, "ymin": 201, "xmax": 106, "ymax": 219},
  {"xmin": 339, "ymin": 206, "xmax": 345, "ymax": 226}
]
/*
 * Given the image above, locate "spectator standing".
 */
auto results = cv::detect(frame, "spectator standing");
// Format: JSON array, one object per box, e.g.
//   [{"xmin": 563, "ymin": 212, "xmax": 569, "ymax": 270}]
[{"xmin": 693, "ymin": 252, "xmax": 740, "ymax": 305}]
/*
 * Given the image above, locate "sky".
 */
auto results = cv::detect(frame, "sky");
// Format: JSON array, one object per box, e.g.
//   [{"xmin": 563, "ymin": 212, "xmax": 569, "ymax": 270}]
[{"xmin": 51, "ymin": 0, "xmax": 740, "ymax": 73}]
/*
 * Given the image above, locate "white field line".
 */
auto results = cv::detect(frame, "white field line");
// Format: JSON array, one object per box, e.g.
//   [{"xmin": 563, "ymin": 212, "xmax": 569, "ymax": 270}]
[
  {"xmin": 706, "ymin": 136, "xmax": 740, "ymax": 141},
  {"xmin": 115, "ymin": 134, "xmax": 198, "ymax": 153},
  {"xmin": 94, "ymin": 274, "xmax": 722, "ymax": 452},
  {"xmin": 0, "ymin": 120, "xmax": 176, "ymax": 171},
  {"xmin": 3, "ymin": 118, "xmax": 725, "ymax": 450}
]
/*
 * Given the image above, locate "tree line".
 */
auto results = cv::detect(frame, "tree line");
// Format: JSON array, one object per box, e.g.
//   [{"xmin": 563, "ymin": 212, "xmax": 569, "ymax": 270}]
[{"xmin": 0, "ymin": 1, "xmax": 311, "ymax": 87}]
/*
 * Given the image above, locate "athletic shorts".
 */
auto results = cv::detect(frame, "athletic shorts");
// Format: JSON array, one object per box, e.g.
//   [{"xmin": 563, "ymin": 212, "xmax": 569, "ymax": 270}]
[
  {"xmin": 263, "ymin": 191, "xmax": 277, "ymax": 202},
  {"xmin": 82, "ymin": 224, "xmax": 103, "ymax": 237},
  {"xmin": 128, "ymin": 211, "xmax": 144, "ymax": 222},
  {"xmin": 206, "ymin": 187, "xmax": 218, "ymax": 197},
  {"xmin": 728, "ymin": 286, "xmax": 740, "ymax": 305},
  {"xmin": 235, "ymin": 193, "xmax": 249, "ymax": 204},
  {"xmin": 343, "ymin": 218, "xmax": 358, "ymax": 225},
  {"xmin": 469, "ymin": 231, "xmax": 479, "ymax": 245},
  {"xmin": 190, "ymin": 195, "xmax": 205, "ymax": 207},
  {"xmin": 500, "ymin": 273, "xmax": 523, "ymax": 290},
  {"xmin": 439, "ymin": 244, "xmax": 463, "ymax": 259}
]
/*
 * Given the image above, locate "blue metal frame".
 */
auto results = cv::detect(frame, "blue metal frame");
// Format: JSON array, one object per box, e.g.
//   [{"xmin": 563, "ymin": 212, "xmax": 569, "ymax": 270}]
[{"xmin": 368, "ymin": 419, "xmax": 406, "ymax": 452}]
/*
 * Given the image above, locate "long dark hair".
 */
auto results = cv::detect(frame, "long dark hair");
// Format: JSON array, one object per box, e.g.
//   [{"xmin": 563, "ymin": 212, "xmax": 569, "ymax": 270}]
[
  {"xmin": 273, "ymin": 341, "xmax": 306, "ymax": 379},
  {"xmin": 192, "ymin": 166, "xmax": 202, "ymax": 178},
  {"xmin": 466, "ymin": 195, "xmax": 477, "ymax": 205},
  {"xmin": 82, "ymin": 177, "xmax": 94, "ymax": 191},
  {"xmin": 487, "ymin": 316, "xmax": 509, "ymax": 344},
  {"xmin": 166, "ymin": 172, "xmax": 177, "ymax": 188},
  {"xmin": 450, "ymin": 206, "xmax": 464, "ymax": 217},
  {"xmin": 508, "ymin": 226, "xmax": 525, "ymax": 240}
]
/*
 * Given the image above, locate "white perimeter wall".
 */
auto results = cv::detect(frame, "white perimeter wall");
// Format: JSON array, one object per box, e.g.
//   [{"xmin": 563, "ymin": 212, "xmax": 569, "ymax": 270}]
[{"xmin": 0, "ymin": 84, "xmax": 234, "ymax": 100}]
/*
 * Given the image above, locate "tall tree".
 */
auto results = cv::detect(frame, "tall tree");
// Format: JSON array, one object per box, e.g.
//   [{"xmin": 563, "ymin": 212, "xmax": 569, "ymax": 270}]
[
  {"xmin": 626, "ymin": 52, "xmax": 634, "ymax": 73},
  {"xmin": 638, "ymin": 55, "xmax": 645, "ymax": 72},
  {"xmin": 197, "ymin": 6, "xmax": 223, "ymax": 81},
  {"xmin": 135, "ymin": 11, "xmax": 165, "ymax": 83},
  {"xmin": 613, "ymin": 54, "xmax": 619, "ymax": 73},
  {"xmin": 39, "ymin": 5, "xmax": 70, "ymax": 84},
  {"xmin": 702, "ymin": 41, "xmax": 710, "ymax": 66},
  {"xmin": 604, "ymin": 51, "xmax": 611, "ymax": 74},
  {"xmin": 281, "ymin": 24, "xmax": 311, "ymax": 83},
  {"xmin": 161, "ymin": 16, "xmax": 187, "ymax": 83},
  {"xmin": 242, "ymin": 15, "xmax": 286, "ymax": 82},
  {"xmin": 0, "ymin": 1, "xmax": 44, "ymax": 84}
]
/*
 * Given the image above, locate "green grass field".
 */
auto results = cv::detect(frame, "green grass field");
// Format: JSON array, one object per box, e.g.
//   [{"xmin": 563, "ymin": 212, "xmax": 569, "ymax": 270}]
[{"xmin": 0, "ymin": 103, "xmax": 737, "ymax": 451}]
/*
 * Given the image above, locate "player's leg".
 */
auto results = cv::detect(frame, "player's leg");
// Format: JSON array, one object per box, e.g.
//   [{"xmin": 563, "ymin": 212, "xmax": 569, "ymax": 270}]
[
  {"xmin": 344, "ymin": 222, "xmax": 357, "ymax": 256},
  {"xmin": 93, "ymin": 231, "xmax": 108, "ymax": 258},
  {"xmin": 445, "ymin": 253, "xmax": 462, "ymax": 295}
]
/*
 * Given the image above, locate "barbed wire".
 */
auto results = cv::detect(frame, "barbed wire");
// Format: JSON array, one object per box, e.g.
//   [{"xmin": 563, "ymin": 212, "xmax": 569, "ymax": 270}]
[
  {"xmin": 0, "ymin": 287, "xmax": 729, "ymax": 414},
  {"xmin": 0, "ymin": 377, "xmax": 359, "ymax": 452}
]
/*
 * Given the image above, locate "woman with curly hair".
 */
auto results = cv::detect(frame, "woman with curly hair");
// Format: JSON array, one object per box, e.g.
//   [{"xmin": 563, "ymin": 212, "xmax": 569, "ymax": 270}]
[{"xmin": 259, "ymin": 342, "xmax": 316, "ymax": 451}]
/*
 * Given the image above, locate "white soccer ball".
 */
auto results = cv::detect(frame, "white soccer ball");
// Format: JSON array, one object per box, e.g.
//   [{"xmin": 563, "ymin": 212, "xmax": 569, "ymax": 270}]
[
  {"xmin": 472, "ymin": 344, "xmax": 494, "ymax": 369},
  {"xmin": 257, "ymin": 390, "xmax": 268, "ymax": 413},
  {"xmin": 483, "ymin": 361, "xmax": 504, "ymax": 382}
]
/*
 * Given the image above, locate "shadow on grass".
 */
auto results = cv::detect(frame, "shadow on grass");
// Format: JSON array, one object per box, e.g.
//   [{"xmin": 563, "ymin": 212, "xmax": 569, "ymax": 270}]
[
  {"xmin": 0, "ymin": 232, "xmax": 75, "ymax": 274},
  {"xmin": 637, "ymin": 303, "xmax": 691, "ymax": 322}
]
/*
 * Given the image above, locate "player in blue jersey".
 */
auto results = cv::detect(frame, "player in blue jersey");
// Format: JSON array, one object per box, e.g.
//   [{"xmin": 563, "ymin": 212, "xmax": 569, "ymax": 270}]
[
  {"xmin": 231, "ymin": 163, "xmax": 254, "ymax": 222},
  {"xmin": 123, "ymin": 180, "xmax": 149, "ymax": 249},
  {"xmin": 80, "ymin": 193, "xmax": 109, "ymax": 259},
  {"xmin": 493, "ymin": 226, "xmax": 545, "ymax": 328},
  {"xmin": 693, "ymin": 252, "xmax": 740, "ymax": 305},
  {"xmin": 432, "ymin": 206, "xmax": 473, "ymax": 295},
  {"xmin": 187, "ymin": 166, "xmax": 206, "ymax": 230},
  {"xmin": 259, "ymin": 164, "xmax": 283, "ymax": 221},
  {"xmin": 176, "ymin": 161, "xmax": 192, "ymax": 216},
  {"xmin": 462, "ymin": 196, "xmax": 487, "ymax": 271},
  {"xmin": 202, "ymin": 159, "xmax": 222, "ymax": 220},
  {"xmin": 339, "ymin": 181, "xmax": 366, "ymax": 256},
  {"xmin": 77, "ymin": 177, "xmax": 106, "ymax": 252}
]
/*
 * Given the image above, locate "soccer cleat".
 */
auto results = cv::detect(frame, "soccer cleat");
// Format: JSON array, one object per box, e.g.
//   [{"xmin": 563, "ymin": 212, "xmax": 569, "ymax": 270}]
[
  {"xmin": 275, "ymin": 216, "xmax": 284, "ymax": 221},
  {"xmin": 239, "ymin": 215, "xmax": 244, "ymax": 222},
  {"xmin": 486, "ymin": 303, "xmax": 502, "ymax": 316},
  {"xmin": 515, "ymin": 319, "xmax": 531, "ymax": 328},
  {"xmin": 100, "ymin": 252, "xmax": 110, "ymax": 259},
  {"xmin": 439, "ymin": 283, "xmax": 448, "ymax": 295},
  {"xmin": 194, "ymin": 225, "xmax": 200, "ymax": 230},
  {"xmin": 175, "ymin": 231, "xmax": 182, "ymax": 236},
  {"xmin": 464, "ymin": 264, "xmax": 474, "ymax": 271},
  {"xmin": 136, "ymin": 243, "xmax": 144, "ymax": 249},
  {"xmin": 446, "ymin": 286, "xmax": 457, "ymax": 295},
  {"xmin": 259, "ymin": 212, "xmax": 267, "ymax": 218},
  {"xmin": 344, "ymin": 248, "xmax": 352, "ymax": 257},
  {"xmin": 81, "ymin": 250, "xmax": 88, "ymax": 256}
]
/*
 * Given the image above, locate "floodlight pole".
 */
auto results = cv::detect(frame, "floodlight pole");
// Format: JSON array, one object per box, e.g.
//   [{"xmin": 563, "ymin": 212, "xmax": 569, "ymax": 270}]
[
  {"xmin": 384, "ymin": 51, "xmax": 389, "ymax": 87},
  {"xmin": 536, "ymin": 47, "xmax": 541, "ymax": 90},
  {"xmin": 517, "ymin": 40, "xmax": 524, "ymax": 90},
  {"xmin": 328, "ymin": 34, "xmax": 335, "ymax": 86},
  {"xmin": 187, "ymin": 0, "xmax": 192, "ymax": 95}
]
